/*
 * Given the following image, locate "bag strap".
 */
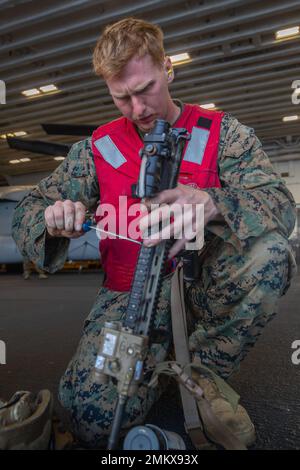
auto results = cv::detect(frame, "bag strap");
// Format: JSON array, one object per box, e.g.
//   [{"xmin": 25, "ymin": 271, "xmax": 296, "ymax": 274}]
[
  {"xmin": 170, "ymin": 264, "xmax": 247, "ymax": 450},
  {"xmin": 170, "ymin": 264, "xmax": 210, "ymax": 448}
]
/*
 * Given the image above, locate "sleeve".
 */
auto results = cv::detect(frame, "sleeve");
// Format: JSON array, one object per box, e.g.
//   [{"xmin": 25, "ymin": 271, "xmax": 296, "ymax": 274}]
[
  {"xmin": 11, "ymin": 138, "xmax": 99, "ymax": 272},
  {"xmin": 205, "ymin": 113, "xmax": 297, "ymax": 252}
]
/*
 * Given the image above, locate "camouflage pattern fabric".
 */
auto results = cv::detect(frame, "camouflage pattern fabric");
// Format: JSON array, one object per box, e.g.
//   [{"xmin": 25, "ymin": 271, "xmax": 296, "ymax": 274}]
[
  {"xmin": 57, "ymin": 231, "xmax": 295, "ymax": 447},
  {"xmin": 11, "ymin": 111, "xmax": 297, "ymax": 446},
  {"xmin": 58, "ymin": 275, "xmax": 173, "ymax": 447},
  {"xmin": 186, "ymin": 230, "xmax": 296, "ymax": 378}
]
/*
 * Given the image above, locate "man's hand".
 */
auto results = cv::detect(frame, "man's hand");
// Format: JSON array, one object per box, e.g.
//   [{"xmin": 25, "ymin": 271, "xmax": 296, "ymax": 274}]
[
  {"xmin": 44, "ymin": 200, "xmax": 86, "ymax": 238},
  {"xmin": 139, "ymin": 184, "xmax": 220, "ymax": 258}
]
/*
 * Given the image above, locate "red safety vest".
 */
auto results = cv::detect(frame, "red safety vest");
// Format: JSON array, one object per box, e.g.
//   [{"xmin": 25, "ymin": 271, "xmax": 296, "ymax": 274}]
[{"xmin": 92, "ymin": 103, "xmax": 223, "ymax": 291}]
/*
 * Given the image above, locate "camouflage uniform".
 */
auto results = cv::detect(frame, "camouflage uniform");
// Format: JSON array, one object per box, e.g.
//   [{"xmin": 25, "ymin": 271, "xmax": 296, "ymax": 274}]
[{"xmin": 12, "ymin": 112, "xmax": 297, "ymax": 447}]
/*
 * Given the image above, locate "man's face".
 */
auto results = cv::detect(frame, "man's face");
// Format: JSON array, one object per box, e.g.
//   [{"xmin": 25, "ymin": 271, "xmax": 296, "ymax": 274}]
[{"xmin": 106, "ymin": 54, "xmax": 173, "ymax": 132}]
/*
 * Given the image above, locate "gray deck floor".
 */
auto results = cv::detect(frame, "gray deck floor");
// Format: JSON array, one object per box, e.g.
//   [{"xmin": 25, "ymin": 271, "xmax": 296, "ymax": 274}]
[{"xmin": 0, "ymin": 270, "xmax": 299, "ymax": 450}]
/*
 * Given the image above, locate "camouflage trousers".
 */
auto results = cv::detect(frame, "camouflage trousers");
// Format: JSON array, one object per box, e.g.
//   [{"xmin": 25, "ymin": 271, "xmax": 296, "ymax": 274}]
[{"xmin": 58, "ymin": 231, "xmax": 295, "ymax": 446}]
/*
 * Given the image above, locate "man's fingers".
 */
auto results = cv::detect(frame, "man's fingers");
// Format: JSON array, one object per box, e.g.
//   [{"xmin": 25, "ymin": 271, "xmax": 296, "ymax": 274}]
[
  {"xmin": 145, "ymin": 187, "xmax": 181, "ymax": 206},
  {"xmin": 64, "ymin": 200, "xmax": 75, "ymax": 232},
  {"xmin": 140, "ymin": 201, "xmax": 186, "ymax": 233},
  {"xmin": 44, "ymin": 206, "xmax": 56, "ymax": 230},
  {"xmin": 141, "ymin": 202, "xmax": 193, "ymax": 239},
  {"xmin": 140, "ymin": 203, "xmax": 169, "ymax": 233},
  {"xmin": 74, "ymin": 201, "xmax": 87, "ymax": 231},
  {"xmin": 44, "ymin": 200, "xmax": 87, "ymax": 237},
  {"xmin": 52, "ymin": 201, "xmax": 64, "ymax": 230}
]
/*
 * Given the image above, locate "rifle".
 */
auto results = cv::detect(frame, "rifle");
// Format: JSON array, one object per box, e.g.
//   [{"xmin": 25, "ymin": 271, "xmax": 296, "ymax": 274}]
[{"xmin": 91, "ymin": 120, "xmax": 190, "ymax": 450}]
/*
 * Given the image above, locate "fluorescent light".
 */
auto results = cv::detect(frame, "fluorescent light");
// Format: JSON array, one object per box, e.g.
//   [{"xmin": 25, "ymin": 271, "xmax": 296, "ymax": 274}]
[
  {"xmin": 54, "ymin": 156, "xmax": 65, "ymax": 161},
  {"xmin": 9, "ymin": 160, "xmax": 20, "ymax": 164},
  {"xmin": 40, "ymin": 84, "xmax": 58, "ymax": 93},
  {"xmin": 1, "ymin": 131, "xmax": 28, "ymax": 139},
  {"xmin": 276, "ymin": 26, "xmax": 299, "ymax": 40},
  {"xmin": 282, "ymin": 115, "xmax": 298, "ymax": 122},
  {"xmin": 22, "ymin": 88, "xmax": 41, "ymax": 97},
  {"xmin": 201, "ymin": 103, "xmax": 216, "ymax": 110},
  {"xmin": 14, "ymin": 131, "xmax": 28, "ymax": 137},
  {"xmin": 19, "ymin": 158, "xmax": 31, "ymax": 162},
  {"xmin": 170, "ymin": 53, "xmax": 191, "ymax": 66},
  {"xmin": 22, "ymin": 84, "xmax": 59, "ymax": 98}
]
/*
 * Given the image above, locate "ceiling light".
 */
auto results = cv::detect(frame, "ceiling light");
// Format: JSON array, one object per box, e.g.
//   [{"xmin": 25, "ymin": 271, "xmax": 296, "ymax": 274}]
[
  {"xmin": 22, "ymin": 88, "xmax": 41, "ymax": 97},
  {"xmin": 282, "ymin": 115, "xmax": 298, "ymax": 122},
  {"xmin": 40, "ymin": 84, "xmax": 58, "ymax": 93},
  {"xmin": 9, "ymin": 160, "xmax": 20, "ymax": 164},
  {"xmin": 201, "ymin": 103, "xmax": 216, "ymax": 110},
  {"xmin": 170, "ymin": 53, "xmax": 192, "ymax": 66},
  {"xmin": 14, "ymin": 131, "xmax": 28, "ymax": 137},
  {"xmin": 19, "ymin": 158, "xmax": 31, "ymax": 162},
  {"xmin": 1, "ymin": 131, "xmax": 28, "ymax": 139},
  {"xmin": 22, "ymin": 84, "xmax": 59, "ymax": 98},
  {"xmin": 54, "ymin": 156, "xmax": 65, "ymax": 161},
  {"xmin": 276, "ymin": 26, "xmax": 299, "ymax": 40}
]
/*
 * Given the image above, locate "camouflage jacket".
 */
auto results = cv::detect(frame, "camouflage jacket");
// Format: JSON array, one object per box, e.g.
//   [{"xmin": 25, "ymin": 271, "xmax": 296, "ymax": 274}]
[{"xmin": 12, "ymin": 113, "xmax": 296, "ymax": 274}]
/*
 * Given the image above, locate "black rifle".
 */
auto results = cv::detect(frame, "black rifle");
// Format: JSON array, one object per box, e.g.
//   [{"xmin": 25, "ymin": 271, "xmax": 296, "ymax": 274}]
[{"xmin": 92, "ymin": 120, "xmax": 190, "ymax": 449}]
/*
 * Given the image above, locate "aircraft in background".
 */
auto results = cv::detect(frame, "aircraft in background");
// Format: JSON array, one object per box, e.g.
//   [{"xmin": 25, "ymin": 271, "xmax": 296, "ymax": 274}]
[{"xmin": 0, "ymin": 185, "xmax": 99, "ymax": 264}]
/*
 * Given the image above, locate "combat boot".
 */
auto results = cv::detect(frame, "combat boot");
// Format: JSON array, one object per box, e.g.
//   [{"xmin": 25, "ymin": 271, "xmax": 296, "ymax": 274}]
[{"xmin": 195, "ymin": 374, "xmax": 256, "ymax": 448}]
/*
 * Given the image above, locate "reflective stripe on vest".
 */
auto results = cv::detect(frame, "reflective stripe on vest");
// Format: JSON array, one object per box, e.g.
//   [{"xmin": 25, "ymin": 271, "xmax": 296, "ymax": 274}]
[
  {"xmin": 183, "ymin": 126, "xmax": 210, "ymax": 165},
  {"xmin": 94, "ymin": 135, "xmax": 127, "ymax": 169}
]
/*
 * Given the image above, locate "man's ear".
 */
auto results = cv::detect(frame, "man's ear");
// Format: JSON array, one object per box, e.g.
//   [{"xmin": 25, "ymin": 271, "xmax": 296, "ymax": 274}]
[
  {"xmin": 167, "ymin": 68, "xmax": 174, "ymax": 81},
  {"xmin": 164, "ymin": 56, "xmax": 174, "ymax": 82}
]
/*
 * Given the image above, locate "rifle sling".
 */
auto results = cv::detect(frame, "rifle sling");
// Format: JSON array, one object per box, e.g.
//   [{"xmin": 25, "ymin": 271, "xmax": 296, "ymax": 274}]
[{"xmin": 170, "ymin": 264, "xmax": 246, "ymax": 450}]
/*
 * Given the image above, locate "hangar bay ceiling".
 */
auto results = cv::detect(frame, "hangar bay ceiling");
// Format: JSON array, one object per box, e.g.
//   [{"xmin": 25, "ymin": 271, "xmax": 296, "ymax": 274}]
[{"xmin": 0, "ymin": 0, "xmax": 300, "ymax": 184}]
